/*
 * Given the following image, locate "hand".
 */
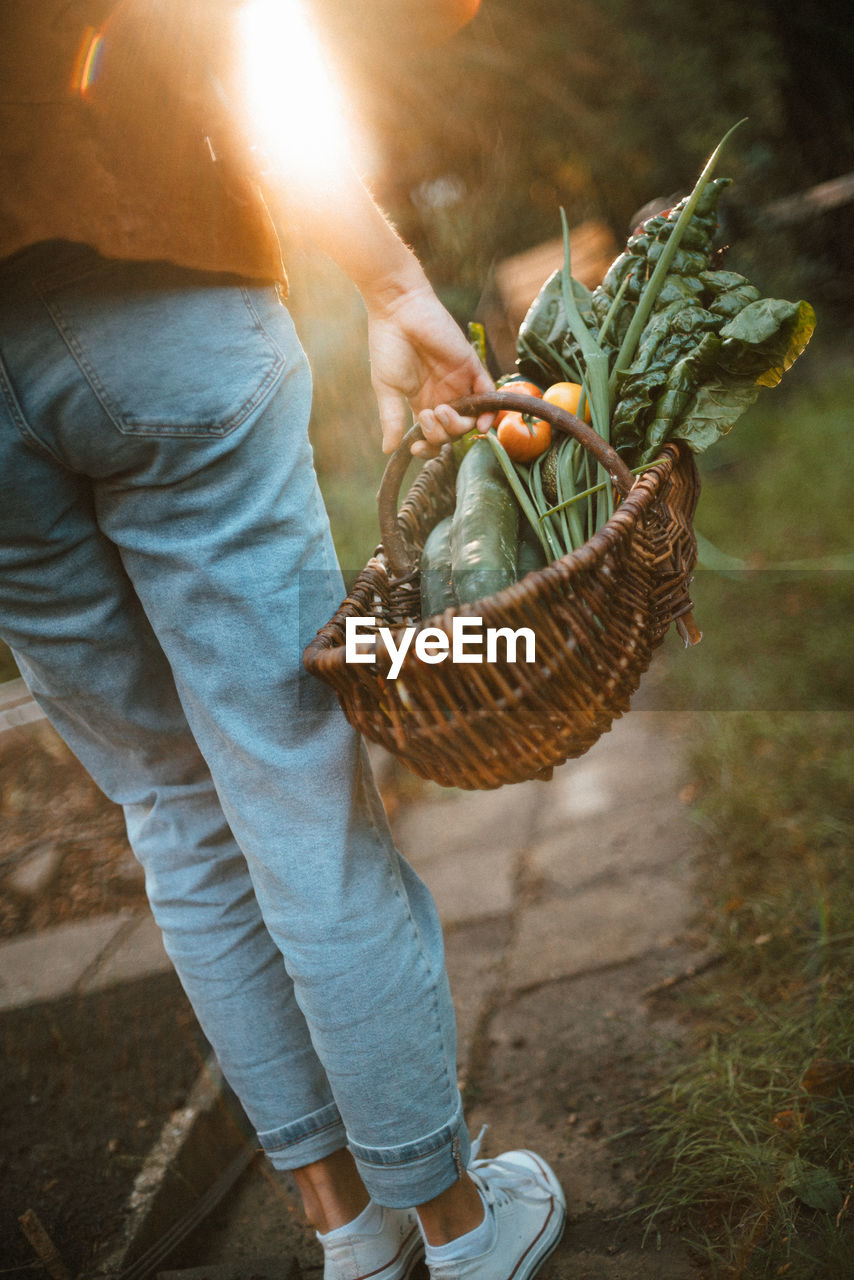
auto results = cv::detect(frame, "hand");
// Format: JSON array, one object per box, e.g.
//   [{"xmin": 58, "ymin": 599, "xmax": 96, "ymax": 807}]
[{"xmin": 365, "ymin": 278, "xmax": 494, "ymax": 457}]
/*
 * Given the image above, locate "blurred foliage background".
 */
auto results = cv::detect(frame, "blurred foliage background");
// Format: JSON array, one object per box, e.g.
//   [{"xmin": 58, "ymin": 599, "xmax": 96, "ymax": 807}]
[
  {"xmin": 314, "ymin": 0, "xmax": 854, "ymax": 327},
  {"xmin": 286, "ymin": 0, "xmax": 854, "ymax": 583}
]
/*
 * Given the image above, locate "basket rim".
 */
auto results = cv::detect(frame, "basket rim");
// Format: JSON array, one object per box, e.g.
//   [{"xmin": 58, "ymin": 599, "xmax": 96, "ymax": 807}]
[
  {"xmin": 412, "ymin": 442, "xmax": 682, "ymax": 629},
  {"xmin": 304, "ymin": 440, "xmax": 694, "ymax": 669}
]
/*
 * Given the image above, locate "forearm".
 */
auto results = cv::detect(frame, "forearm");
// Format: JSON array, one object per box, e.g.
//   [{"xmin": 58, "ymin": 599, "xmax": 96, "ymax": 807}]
[
  {"xmin": 263, "ymin": 165, "xmax": 429, "ymax": 309},
  {"xmin": 223, "ymin": 2, "xmax": 492, "ymax": 450},
  {"xmin": 260, "ymin": 164, "xmax": 494, "ymax": 453}
]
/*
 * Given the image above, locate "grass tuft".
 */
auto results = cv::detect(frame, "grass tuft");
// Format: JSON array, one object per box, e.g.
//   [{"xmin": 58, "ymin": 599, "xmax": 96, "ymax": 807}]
[
  {"xmin": 625, "ymin": 351, "xmax": 854, "ymax": 1277},
  {"xmin": 629, "ymin": 711, "xmax": 854, "ymax": 1278}
]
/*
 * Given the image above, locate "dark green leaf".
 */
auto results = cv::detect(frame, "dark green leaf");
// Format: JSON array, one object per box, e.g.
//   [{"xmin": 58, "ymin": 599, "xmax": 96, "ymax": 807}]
[
  {"xmin": 717, "ymin": 298, "xmax": 817, "ymax": 387},
  {"xmin": 700, "ymin": 270, "xmax": 762, "ymax": 319},
  {"xmin": 516, "ymin": 269, "xmax": 599, "ymax": 386},
  {"xmin": 784, "ymin": 1162, "xmax": 844, "ymax": 1213},
  {"xmin": 641, "ymin": 377, "xmax": 760, "ymax": 463}
]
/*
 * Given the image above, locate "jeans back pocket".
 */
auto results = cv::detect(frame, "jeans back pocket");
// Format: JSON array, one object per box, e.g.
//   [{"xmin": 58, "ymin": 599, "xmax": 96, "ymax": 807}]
[{"xmin": 40, "ymin": 260, "xmax": 286, "ymax": 438}]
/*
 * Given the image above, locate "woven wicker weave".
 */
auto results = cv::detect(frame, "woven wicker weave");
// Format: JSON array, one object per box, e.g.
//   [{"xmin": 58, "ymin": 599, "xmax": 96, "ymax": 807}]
[{"xmin": 303, "ymin": 392, "xmax": 700, "ymax": 790}]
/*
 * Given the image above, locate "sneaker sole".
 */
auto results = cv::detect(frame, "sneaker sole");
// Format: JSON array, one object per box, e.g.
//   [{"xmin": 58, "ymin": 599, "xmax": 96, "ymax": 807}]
[
  {"xmin": 373, "ymin": 1221, "xmax": 425, "ymax": 1280},
  {"xmin": 513, "ymin": 1206, "xmax": 564, "ymax": 1280}
]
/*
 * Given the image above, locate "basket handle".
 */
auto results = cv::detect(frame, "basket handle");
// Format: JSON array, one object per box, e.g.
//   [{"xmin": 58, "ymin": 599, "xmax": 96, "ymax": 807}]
[{"xmin": 377, "ymin": 391, "xmax": 636, "ymax": 578}]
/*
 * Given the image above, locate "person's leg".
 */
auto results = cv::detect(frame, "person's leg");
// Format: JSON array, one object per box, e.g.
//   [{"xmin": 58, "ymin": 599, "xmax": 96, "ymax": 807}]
[
  {"xmin": 1, "ymin": 246, "xmax": 565, "ymax": 1280},
  {"xmin": 0, "ymin": 379, "xmax": 343, "ymax": 1166},
  {"xmin": 0, "ymin": 243, "xmax": 467, "ymax": 1206},
  {"xmin": 298, "ymin": 1141, "xmax": 566, "ymax": 1280}
]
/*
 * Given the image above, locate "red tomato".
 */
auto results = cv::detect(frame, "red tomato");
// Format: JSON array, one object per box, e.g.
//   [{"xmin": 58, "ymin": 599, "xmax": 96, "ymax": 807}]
[
  {"xmin": 496, "ymin": 412, "xmax": 551, "ymax": 463},
  {"xmin": 494, "ymin": 379, "xmax": 543, "ymax": 426}
]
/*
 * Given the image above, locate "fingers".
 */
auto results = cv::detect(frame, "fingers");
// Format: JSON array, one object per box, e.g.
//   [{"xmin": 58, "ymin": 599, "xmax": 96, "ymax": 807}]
[
  {"xmin": 411, "ymin": 406, "xmax": 468, "ymax": 458},
  {"xmin": 420, "ymin": 404, "xmax": 468, "ymax": 441},
  {"xmin": 471, "ymin": 366, "xmax": 496, "ymax": 434},
  {"xmin": 414, "ymin": 399, "xmax": 496, "ymax": 457},
  {"xmin": 376, "ymin": 386, "xmax": 410, "ymax": 455},
  {"xmin": 375, "ymin": 337, "xmax": 497, "ymax": 458},
  {"xmin": 380, "ymin": 398, "xmax": 485, "ymax": 459}
]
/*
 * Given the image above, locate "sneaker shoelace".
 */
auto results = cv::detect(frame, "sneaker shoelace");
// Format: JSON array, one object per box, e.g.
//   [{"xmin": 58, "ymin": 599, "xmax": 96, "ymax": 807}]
[{"xmin": 467, "ymin": 1128, "xmax": 556, "ymax": 1211}]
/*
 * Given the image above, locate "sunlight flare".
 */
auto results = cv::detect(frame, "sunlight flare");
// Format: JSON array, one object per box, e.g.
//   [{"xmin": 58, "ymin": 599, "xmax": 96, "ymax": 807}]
[{"xmin": 237, "ymin": 0, "xmax": 351, "ymax": 184}]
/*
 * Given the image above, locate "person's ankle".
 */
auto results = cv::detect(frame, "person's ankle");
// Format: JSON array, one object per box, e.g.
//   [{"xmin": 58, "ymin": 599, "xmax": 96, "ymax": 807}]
[
  {"xmin": 417, "ymin": 1174, "xmax": 485, "ymax": 1246},
  {"xmin": 423, "ymin": 1202, "xmax": 494, "ymax": 1263},
  {"xmin": 293, "ymin": 1149, "xmax": 371, "ymax": 1234},
  {"xmin": 317, "ymin": 1199, "xmax": 384, "ymax": 1242}
]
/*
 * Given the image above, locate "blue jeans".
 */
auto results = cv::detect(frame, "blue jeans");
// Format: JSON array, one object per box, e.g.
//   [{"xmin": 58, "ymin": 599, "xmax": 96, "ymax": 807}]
[{"xmin": 0, "ymin": 241, "xmax": 469, "ymax": 1204}]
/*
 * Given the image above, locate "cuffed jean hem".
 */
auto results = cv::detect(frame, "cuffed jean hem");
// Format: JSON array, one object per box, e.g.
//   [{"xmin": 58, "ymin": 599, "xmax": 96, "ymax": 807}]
[
  {"xmin": 348, "ymin": 1105, "xmax": 472, "ymax": 1209},
  {"xmin": 259, "ymin": 1103, "xmax": 349, "ymax": 1171}
]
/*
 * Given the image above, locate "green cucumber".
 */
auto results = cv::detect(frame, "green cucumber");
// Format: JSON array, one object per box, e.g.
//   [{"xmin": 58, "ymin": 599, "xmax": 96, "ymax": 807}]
[
  {"xmin": 450, "ymin": 438, "xmax": 519, "ymax": 604},
  {"xmin": 419, "ymin": 515, "xmax": 457, "ymax": 617},
  {"xmin": 517, "ymin": 520, "xmax": 549, "ymax": 577}
]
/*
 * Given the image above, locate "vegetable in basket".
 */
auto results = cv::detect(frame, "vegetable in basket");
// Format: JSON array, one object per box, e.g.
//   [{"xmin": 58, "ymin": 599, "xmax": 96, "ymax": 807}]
[
  {"xmin": 449, "ymin": 437, "xmax": 520, "ymax": 605},
  {"xmin": 419, "ymin": 514, "xmax": 456, "ymax": 617},
  {"xmin": 419, "ymin": 124, "xmax": 815, "ymax": 621},
  {"xmin": 495, "ymin": 411, "xmax": 551, "ymax": 463},
  {"xmin": 517, "ymin": 144, "xmax": 815, "ymax": 474}
]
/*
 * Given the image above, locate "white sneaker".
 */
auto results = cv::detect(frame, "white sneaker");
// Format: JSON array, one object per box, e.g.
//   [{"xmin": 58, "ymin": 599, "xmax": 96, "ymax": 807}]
[
  {"xmin": 320, "ymin": 1204, "xmax": 425, "ymax": 1280},
  {"xmin": 426, "ymin": 1149, "xmax": 566, "ymax": 1280}
]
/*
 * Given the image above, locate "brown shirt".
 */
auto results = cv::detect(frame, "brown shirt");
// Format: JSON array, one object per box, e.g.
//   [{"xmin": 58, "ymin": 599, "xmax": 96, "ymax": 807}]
[{"xmin": 0, "ymin": 0, "xmax": 286, "ymax": 282}]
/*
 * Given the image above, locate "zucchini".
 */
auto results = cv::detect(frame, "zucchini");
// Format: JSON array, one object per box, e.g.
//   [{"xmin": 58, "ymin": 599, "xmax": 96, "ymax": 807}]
[
  {"xmin": 517, "ymin": 519, "xmax": 549, "ymax": 577},
  {"xmin": 419, "ymin": 515, "xmax": 457, "ymax": 617},
  {"xmin": 450, "ymin": 438, "xmax": 519, "ymax": 604}
]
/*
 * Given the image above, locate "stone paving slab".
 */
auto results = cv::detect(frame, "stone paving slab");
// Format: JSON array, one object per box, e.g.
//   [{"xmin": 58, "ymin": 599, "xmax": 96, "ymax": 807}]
[
  {"xmin": 0, "ymin": 913, "xmax": 133, "ymax": 1011},
  {"xmin": 82, "ymin": 911, "xmax": 173, "ymax": 993},
  {"xmin": 506, "ymin": 869, "xmax": 695, "ymax": 991},
  {"xmin": 502, "ymin": 712, "xmax": 700, "ymax": 991},
  {"xmin": 406, "ymin": 836, "xmax": 517, "ymax": 925},
  {"xmin": 534, "ymin": 713, "xmax": 690, "ymax": 821},
  {"xmin": 443, "ymin": 916, "xmax": 510, "ymax": 1079},
  {"xmin": 0, "ymin": 677, "xmax": 45, "ymax": 733},
  {"xmin": 528, "ymin": 808, "xmax": 694, "ymax": 896},
  {"xmin": 391, "ymin": 780, "xmax": 544, "ymax": 924}
]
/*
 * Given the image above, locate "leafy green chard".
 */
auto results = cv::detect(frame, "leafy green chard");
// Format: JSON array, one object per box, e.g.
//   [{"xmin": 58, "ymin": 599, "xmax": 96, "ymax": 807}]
[
  {"xmin": 595, "ymin": 178, "xmax": 731, "ymax": 348},
  {"xmin": 637, "ymin": 295, "xmax": 816, "ymax": 463},
  {"xmin": 515, "ymin": 139, "xmax": 815, "ymax": 475},
  {"xmin": 516, "ymin": 271, "xmax": 603, "ymax": 389}
]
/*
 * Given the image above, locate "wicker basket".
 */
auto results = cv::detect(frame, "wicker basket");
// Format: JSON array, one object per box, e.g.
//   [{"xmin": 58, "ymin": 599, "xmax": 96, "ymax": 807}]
[{"xmin": 303, "ymin": 391, "xmax": 700, "ymax": 790}]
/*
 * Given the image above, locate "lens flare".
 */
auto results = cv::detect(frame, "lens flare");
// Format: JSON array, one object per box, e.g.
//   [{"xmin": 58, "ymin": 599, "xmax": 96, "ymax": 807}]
[
  {"xmin": 71, "ymin": 26, "xmax": 104, "ymax": 96},
  {"xmin": 237, "ymin": 0, "xmax": 351, "ymax": 184}
]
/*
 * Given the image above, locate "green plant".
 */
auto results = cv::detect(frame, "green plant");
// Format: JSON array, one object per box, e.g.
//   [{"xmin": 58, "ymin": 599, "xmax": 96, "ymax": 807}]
[{"xmin": 628, "ymin": 711, "xmax": 854, "ymax": 1277}]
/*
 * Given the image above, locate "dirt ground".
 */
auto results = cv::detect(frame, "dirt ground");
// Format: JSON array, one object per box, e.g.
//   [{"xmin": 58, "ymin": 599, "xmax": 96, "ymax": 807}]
[
  {"xmin": 1, "ymin": 973, "xmax": 206, "ymax": 1275},
  {"xmin": 0, "ymin": 723, "xmax": 149, "ymax": 940},
  {"xmin": 0, "ymin": 723, "xmax": 207, "ymax": 1275}
]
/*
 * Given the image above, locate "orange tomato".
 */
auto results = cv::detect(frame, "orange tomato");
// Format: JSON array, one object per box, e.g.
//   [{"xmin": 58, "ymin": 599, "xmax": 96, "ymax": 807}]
[
  {"xmin": 496, "ymin": 411, "xmax": 551, "ymax": 463},
  {"xmin": 542, "ymin": 381, "xmax": 592, "ymax": 423},
  {"xmin": 494, "ymin": 379, "xmax": 543, "ymax": 426}
]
